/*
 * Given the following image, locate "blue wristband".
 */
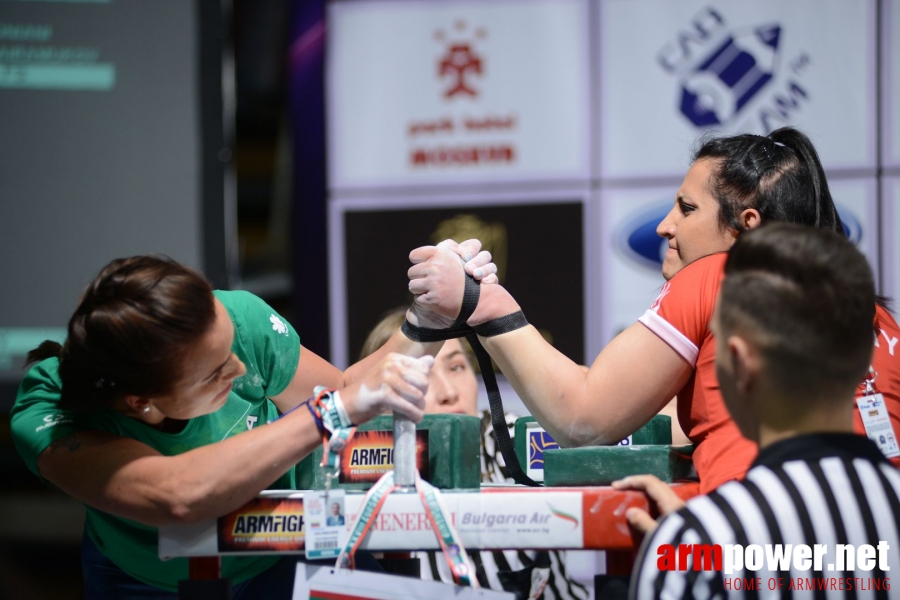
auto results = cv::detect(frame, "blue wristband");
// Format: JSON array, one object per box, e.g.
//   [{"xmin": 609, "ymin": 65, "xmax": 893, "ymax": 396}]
[{"xmin": 280, "ymin": 397, "xmax": 325, "ymax": 435}]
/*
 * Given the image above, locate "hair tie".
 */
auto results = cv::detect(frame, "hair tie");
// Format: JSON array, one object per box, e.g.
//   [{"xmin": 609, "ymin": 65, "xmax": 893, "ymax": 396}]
[{"xmin": 95, "ymin": 378, "xmax": 116, "ymax": 389}]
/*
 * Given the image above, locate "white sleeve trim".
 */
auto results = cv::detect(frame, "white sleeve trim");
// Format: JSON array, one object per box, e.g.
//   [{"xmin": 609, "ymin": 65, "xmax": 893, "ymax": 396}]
[{"xmin": 638, "ymin": 309, "xmax": 700, "ymax": 367}]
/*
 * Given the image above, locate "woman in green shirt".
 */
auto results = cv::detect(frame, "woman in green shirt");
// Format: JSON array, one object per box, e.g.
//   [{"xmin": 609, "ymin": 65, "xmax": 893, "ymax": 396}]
[{"xmin": 11, "ymin": 251, "xmax": 490, "ymax": 598}]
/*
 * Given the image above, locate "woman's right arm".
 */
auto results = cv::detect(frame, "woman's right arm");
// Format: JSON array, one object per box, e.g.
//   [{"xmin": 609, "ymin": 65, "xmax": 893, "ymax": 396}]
[
  {"xmin": 36, "ymin": 353, "xmax": 432, "ymax": 526},
  {"xmin": 37, "ymin": 406, "xmax": 322, "ymax": 526},
  {"xmin": 409, "ymin": 245, "xmax": 704, "ymax": 447},
  {"xmin": 479, "ymin": 317, "xmax": 693, "ymax": 447}
]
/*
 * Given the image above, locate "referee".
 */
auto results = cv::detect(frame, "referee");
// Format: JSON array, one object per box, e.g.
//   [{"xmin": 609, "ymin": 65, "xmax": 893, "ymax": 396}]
[{"xmin": 625, "ymin": 224, "xmax": 900, "ymax": 599}]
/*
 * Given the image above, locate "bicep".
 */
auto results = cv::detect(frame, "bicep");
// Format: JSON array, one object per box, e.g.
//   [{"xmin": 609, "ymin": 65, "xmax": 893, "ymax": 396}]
[
  {"xmin": 36, "ymin": 430, "xmax": 177, "ymax": 522},
  {"xmin": 269, "ymin": 345, "xmax": 343, "ymax": 413},
  {"xmin": 581, "ymin": 322, "xmax": 694, "ymax": 443}
]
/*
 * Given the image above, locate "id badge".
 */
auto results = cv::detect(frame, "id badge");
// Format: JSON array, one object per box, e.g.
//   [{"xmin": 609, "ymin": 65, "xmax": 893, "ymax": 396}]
[
  {"xmin": 856, "ymin": 393, "xmax": 900, "ymax": 458},
  {"xmin": 305, "ymin": 489, "xmax": 348, "ymax": 559}
]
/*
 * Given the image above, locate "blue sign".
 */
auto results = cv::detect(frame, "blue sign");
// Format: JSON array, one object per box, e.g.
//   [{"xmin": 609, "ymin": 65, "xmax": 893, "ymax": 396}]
[
  {"xmin": 528, "ymin": 430, "xmax": 559, "ymax": 470},
  {"xmin": 617, "ymin": 202, "xmax": 862, "ymax": 273}
]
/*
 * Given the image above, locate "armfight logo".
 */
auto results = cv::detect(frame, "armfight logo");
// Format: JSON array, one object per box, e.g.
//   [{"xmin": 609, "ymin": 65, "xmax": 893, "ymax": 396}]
[
  {"xmin": 616, "ymin": 203, "xmax": 862, "ymax": 273},
  {"xmin": 658, "ymin": 6, "xmax": 813, "ymax": 132}
]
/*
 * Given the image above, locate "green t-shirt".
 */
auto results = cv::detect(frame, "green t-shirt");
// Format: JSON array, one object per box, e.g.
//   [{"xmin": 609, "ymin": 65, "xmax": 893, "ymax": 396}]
[{"xmin": 9, "ymin": 290, "xmax": 302, "ymax": 591}]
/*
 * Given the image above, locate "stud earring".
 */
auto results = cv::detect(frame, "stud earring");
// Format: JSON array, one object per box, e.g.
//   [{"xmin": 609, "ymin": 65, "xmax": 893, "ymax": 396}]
[{"xmin": 143, "ymin": 406, "xmax": 151, "ymax": 413}]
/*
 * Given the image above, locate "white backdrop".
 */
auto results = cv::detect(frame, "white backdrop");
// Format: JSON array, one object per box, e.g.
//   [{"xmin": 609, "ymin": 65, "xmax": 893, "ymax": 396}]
[
  {"xmin": 326, "ymin": 0, "xmax": 591, "ymax": 190},
  {"xmin": 883, "ymin": 178, "xmax": 900, "ymax": 303},
  {"xmin": 884, "ymin": 0, "xmax": 900, "ymax": 168},
  {"xmin": 596, "ymin": 0, "xmax": 878, "ymax": 180},
  {"xmin": 325, "ymin": 0, "xmax": 895, "ymax": 373}
]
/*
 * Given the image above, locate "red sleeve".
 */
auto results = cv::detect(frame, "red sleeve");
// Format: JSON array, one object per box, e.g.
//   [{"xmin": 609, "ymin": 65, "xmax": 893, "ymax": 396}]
[
  {"xmin": 637, "ymin": 254, "xmax": 727, "ymax": 367},
  {"xmin": 857, "ymin": 305, "xmax": 900, "ymax": 466}
]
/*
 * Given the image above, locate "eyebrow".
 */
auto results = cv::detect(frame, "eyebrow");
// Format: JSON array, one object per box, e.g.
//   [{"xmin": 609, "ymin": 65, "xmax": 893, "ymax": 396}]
[{"xmin": 441, "ymin": 350, "xmax": 463, "ymax": 362}]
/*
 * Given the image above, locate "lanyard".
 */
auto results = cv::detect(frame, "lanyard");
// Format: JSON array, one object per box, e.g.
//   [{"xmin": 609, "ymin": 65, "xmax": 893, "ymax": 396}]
[{"xmin": 335, "ymin": 469, "xmax": 477, "ymax": 587}]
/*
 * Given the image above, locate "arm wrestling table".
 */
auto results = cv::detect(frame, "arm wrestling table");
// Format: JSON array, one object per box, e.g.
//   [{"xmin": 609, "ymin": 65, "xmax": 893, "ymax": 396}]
[{"xmin": 158, "ymin": 482, "xmax": 699, "ymax": 596}]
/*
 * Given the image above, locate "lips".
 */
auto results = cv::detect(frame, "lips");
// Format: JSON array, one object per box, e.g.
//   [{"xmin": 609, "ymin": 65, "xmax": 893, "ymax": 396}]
[{"xmin": 216, "ymin": 382, "xmax": 233, "ymax": 401}]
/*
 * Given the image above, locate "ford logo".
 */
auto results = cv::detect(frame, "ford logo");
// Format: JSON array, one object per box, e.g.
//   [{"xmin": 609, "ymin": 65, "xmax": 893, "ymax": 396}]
[{"xmin": 617, "ymin": 203, "xmax": 863, "ymax": 272}]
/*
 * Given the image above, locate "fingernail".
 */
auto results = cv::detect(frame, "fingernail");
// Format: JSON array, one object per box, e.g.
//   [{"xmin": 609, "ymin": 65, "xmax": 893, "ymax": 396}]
[
  {"xmin": 474, "ymin": 269, "xmax": 483, "ymax": 278},
  {"xmin": 465, "ymin": 252, "xmax": 472, "ymax": 262}
]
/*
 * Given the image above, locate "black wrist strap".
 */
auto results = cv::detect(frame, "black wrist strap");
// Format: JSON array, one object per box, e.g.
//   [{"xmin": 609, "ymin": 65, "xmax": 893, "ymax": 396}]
[{"xmin": 402, "ymin": 274, "xmax": 539, "ymax": 487}]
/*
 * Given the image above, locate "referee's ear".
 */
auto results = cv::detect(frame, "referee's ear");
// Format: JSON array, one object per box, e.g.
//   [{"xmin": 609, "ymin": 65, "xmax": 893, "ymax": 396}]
[{"xmin": 726, "ymin": 335, "xmax": 759, "ymax": 395}]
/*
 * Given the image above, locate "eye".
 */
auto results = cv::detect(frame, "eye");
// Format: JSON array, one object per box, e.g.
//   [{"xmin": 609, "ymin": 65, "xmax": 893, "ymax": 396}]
[
  {"xmin": 678, "ymin": 199, "xmax": 696, "ymax": 215},
  {"xmin": 207, "ymin": 372, "xmax": 222, "ymax": 386},
  {"xmin": 449, "ymin": 362, "xmax": 468, "ymax": 373}
]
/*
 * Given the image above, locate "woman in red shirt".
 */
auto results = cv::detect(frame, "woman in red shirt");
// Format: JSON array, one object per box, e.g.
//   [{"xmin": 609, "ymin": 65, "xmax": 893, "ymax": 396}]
[{"xmin": 408, "ymin": 127, "xmax": 900, "ymax": 492}]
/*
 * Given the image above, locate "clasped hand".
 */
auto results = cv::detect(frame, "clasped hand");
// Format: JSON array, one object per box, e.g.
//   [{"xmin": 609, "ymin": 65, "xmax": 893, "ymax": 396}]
[{"xmin": 406, "ymin": 238, "xmax": 497, "ymax": 329}]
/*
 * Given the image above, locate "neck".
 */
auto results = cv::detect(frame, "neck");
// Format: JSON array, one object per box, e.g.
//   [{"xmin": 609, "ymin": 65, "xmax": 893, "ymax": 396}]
[{"xmin": 756, "ymin": 402, "xmax": 854, "ymax": 450}]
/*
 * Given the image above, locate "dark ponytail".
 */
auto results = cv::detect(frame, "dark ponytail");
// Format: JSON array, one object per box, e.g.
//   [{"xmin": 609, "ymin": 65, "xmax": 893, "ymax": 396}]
[
  {"xmin": 693, "ymin": 127, "xmax": 842, "ymax": 235},
  {"xmin": 25, "ymin": 256, "xmax": 216, "ymax": 411},
  {"xmin": 24, "ymin": 340, "xmax": 63, "ymax": 367}
]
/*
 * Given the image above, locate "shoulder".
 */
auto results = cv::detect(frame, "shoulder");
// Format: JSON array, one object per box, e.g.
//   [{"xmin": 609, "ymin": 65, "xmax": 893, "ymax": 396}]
[
  {"xmin": 638, "ymin": 253, "xmax": 725, "ymax": 366},
  {"xmin": 875, "ymin": 303, "xmax": 899, "ymax": 333},
  {"xmin": 10, "ymin": 358, "xmax": 115, "ymax": 477},
  {"xmin": 213, "ymin": 289, "xmax": 267, "ymax": 319},
  {"xmin": 214, "ymin": 289, "xmax": 295, "ymax": 340},
  {"xmin": 12, "ymin": 357, "xmax": 63, "ymax": 417},
  {"xmin": 668, "ymin": 253, "xmax": 727, "ymax": 293}
]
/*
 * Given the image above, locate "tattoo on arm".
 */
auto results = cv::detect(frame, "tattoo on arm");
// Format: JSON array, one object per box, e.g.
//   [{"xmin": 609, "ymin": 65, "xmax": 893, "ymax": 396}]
[{"xmin": 47, "ymin": 434, "xmax": 81, "ymax": 453}]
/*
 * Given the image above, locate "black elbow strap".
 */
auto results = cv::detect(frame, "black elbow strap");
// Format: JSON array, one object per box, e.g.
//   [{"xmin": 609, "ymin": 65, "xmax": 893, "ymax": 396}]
[{"xmin": 403, "ymin": 273, "xmax": 538, "ymax": 487}]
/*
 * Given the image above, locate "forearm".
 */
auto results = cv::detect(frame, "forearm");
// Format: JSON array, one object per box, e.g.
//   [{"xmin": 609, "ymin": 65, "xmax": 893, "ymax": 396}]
[
  {"xmin": 44, "ymin": 407, "xmax": 324, "ymax": 526},
  {"xmin": 151, "ymin": 407, "xmax": 322, "ymax": 523},
  {"xmin": 481, "ymin": 326, "xmax": 609, "ymax": 446},
  {"xmin": 482, "ymin": 322, "xmax": 688, "ymax": 447}
]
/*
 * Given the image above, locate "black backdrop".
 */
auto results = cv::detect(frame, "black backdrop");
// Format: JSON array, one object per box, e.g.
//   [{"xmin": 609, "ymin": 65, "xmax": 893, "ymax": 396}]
[{"xmin": 343, "ymin": 201, "xmax": 585, "ymax": 366}]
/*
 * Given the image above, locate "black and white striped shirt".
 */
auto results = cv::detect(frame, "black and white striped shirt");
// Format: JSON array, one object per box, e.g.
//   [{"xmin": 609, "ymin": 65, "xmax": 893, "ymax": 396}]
[
  {"xmin": 418, "ymin": 411, "xmax": 589, "ymax": 600},
  {"xmin": 631, "ymin": 434, "xmax": 900, "ymax": 600}
]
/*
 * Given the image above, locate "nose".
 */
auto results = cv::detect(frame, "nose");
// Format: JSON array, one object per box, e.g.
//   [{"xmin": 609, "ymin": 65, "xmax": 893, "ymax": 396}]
[
  {"xmin": 429, "ymin": 369, "xmax": 459, "ymax": 407},
  {"xmin": 223, "ymin": 354, "xmax": 246, "ymax": 382},
  {"xmin": 656, "ymin": 204, "xmax": 678, "ymax": 239}
]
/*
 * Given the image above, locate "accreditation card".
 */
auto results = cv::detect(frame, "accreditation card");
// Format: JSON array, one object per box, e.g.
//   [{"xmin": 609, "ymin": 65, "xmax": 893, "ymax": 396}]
[{"xmin": 856, "ymin": 393, "xmax": 900, "ymax": 458}]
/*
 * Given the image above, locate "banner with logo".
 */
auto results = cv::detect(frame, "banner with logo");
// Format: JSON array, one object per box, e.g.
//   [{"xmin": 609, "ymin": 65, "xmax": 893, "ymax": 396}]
[
  {"xmin": 596, "ymin": 0, "xmax": 878, "ymax": 180},
  {"xmin": 884, "ymin": 0, "xmax": 900, "ymax": 168},
  {"xmin": 326, "ymin": 0, "xmax": 590, "ymax": 190},
  {"xmin": 339, "ymin": 430, "xmax": 430, "ymax": 484},
  {"xmin": 594, "ymin": 178, "xmax": 878, "ymax": 346},
  {"xmin": 327, "ymin": 192, "xmax": 594, "ymax": 369},
  {"xmin": 594, "ymin": 187, "xmax": 672, "ymax": 345},
  {"xmin": 883, "ymin": 178, "xmax": 900, "ymax": 303}
]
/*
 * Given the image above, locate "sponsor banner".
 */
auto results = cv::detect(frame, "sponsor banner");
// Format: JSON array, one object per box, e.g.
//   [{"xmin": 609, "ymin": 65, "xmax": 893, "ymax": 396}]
[
  {"xmin": 596, "ymin": 178, "xmax": 879, "ymax": 345},
  {"xmin": 595, "ymin": 187, "xmax": 672, "ymax": 346},
  {"xmin": 326, "ymin": 0, "xmax": 590, "ymax": 189},
  {"xmin": 883, "ymin": 178, "xmax": 900, "ymax": 302},
  {"xmin": 177, "ymin": 485, "xmax": 701, "ymax": 556},
  {"xmin": 525, "ymin": 423, "xmax": 559, "ymax": 482},
  {"xmin": 328, "ymin": 192, "xmax": 592, "ymax": 370},
  {"xmin": 459, "ymin": 491, "xmax": 583, "ymax": 550},
  {"xmin": 827, "ymin": 178, "xmax": 880, "ymax": 289},
  {"xmin": 525, "ymin": 424, "xmax": 632, "ymax": 481},
  {"xmin": 217, "ymin": 497, "xmax": 305, "ymax": 553},
  {"xmin": 339, "ymin": 430, "xmax": 429, "ymax": 484},
  {"xmin": 884, "ymin": 0, "xmax": 900, "ymax": 168},
  {"xmin": 597, "ymin": 0, "xmax": 877, "ymax": 180}
]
